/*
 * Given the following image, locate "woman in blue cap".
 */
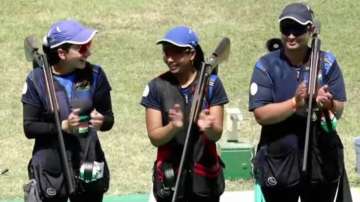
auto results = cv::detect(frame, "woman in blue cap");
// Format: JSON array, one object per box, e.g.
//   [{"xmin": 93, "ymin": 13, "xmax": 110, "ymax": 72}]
[
  {"xmin": 22, "ymin": 19, "xmax": 114, "ymax": 202},
  {"xmin": 249, "ymin": 3, "xmax": 350, "ymax": 202},
  {"xmin": 141, "ymin": 26, "xmax": 228, "ymax": 202}
]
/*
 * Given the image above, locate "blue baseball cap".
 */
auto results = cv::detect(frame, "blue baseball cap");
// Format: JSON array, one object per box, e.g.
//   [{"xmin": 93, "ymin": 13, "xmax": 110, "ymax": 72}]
[
  {"xmin": 45, "ymin": 19, "xmax": 97, "ymax": 48},
  {"xmin": 279, "ymin": 3, "xmax": 313, "ymax": 25},
  {"xmin": 156, "ymin": 26, "xmax": 199, "ymax": 48}
]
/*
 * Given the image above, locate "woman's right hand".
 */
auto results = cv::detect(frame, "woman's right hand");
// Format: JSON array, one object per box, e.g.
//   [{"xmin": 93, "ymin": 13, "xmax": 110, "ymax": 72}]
[
  {"xmin": 168, "ymin": 104, "xmax": 183, "ymax": 128},
  {"xmin": 294, "ymin": 81, "xmax": 307, "ymax": 109},
  {"xmin": 146, "ymin": 104, "xmax": 184, "ymax": 146},
  {"xmin": 62, "ymin": 108, "xmax": 81, "ymax": 134}
]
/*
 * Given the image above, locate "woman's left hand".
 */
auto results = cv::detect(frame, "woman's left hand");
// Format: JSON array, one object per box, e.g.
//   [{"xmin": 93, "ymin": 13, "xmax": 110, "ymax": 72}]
[
  {"xmin": 89, "ymin": 109, "xmax": 104, "ymax": 130},
  {"xmin": 197, "ymin": 109, "xmax": 215, "ymax": 132},
  {"xmin": 316, "ymin": 85, "xmax": 334, "ymax": 109}
]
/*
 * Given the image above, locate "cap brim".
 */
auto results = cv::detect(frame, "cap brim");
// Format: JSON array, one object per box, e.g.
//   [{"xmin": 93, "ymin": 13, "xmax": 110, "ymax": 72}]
[
  {"xmin": 50, "ymin": 29, "xmax": 97, "ymax": 48},
  {"xmin": 156, "ymin": 39, "xmax": 193, "ymax": 48},
  {"xmin": 279, "ymin": 16, "xmax": 312, "ymax": 25}
]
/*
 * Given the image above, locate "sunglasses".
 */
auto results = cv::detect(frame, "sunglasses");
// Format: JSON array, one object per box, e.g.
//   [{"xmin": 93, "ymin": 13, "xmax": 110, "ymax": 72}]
[
  {"xmin": 280, "ymin": 21, "xmax": 308, "ymax": 37},
  {"xmin": 79, "ymin": 41, "xmax": 92, "ymax": 54}
]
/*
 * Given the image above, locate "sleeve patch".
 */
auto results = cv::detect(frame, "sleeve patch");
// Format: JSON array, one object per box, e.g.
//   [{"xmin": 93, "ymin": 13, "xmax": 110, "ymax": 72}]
[
  {"xmin": 22, "ymin": 82, "xmax": 28, "ymax": 95},
  {"xmin": 250, "ymin": 82, "xmax": 258, "ymax": 96},
  {"xmin": 142, "ymin": 85, "xmax": 150, "ymax": 97}
]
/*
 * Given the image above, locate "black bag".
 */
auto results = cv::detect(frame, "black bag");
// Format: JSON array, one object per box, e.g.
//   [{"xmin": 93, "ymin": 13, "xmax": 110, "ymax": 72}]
[
  {"xmin": 75, "ymin": 131, "xmax": 110, "ymax": 195},
  {"xmin": 27, "ymin": 148, "xmax": 72, "ymax": 199},
  {"xmin": 75, "ymin": 160, "xmax": 110, "ymax": 195},
  {"xmin": 152, "ymin": 161, "xmax": 185, "ymax": 202},
  {"xmin": 192, "ymin": 164, "xmax": 225, "ymax": 197},
  {"xmin": 310, "ymin": 124, "xmax": 344, "ymax": 183},
  {"xmin": 254, "ymin": 134, "xmax": 301, "ymax": 188},
  {"xmin": 152, "ymin": 160, "xmax": 225, "ymax": 201}
]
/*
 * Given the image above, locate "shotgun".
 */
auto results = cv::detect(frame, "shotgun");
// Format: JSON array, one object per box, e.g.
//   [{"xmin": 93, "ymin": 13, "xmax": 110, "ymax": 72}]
[{"xmin": 302, "ymin": 21, "xmax": 321, "ymax": 173}]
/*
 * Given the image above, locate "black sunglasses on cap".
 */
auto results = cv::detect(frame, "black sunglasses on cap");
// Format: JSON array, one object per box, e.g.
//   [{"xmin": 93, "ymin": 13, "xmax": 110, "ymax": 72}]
[{"xmin": 280, "ymin": 20, "xmax": 309, "ymax": 37}]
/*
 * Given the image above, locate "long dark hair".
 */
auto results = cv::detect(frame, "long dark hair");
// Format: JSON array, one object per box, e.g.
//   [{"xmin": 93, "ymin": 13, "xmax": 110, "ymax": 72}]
[
  {"xmin": 193, "ymin": 44, "xmax": 218, "ymax": 74},
  {"xmin": 193, "ymin": 44, "xmax": 204, "ymax": 71}
]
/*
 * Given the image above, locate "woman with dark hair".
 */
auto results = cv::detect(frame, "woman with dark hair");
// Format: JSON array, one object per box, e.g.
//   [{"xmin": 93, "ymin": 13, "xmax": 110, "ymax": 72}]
[
  {"xmin": 141, "ymin": 26, "xmax": 228, "ymax": 202},
  {"xmin": 22, "ymin": 19, "xmax": 114, "ymax": 202}
]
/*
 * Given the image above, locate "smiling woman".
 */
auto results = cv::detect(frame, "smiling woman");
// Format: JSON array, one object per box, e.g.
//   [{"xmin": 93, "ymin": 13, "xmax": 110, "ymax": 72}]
[
  {"xmin": 249, "ymin": 3, "xmax": 350, "ymax": 202},
  {"xmin": 140, "ymin": 26, "xmax": 229, "ymax": 202}
]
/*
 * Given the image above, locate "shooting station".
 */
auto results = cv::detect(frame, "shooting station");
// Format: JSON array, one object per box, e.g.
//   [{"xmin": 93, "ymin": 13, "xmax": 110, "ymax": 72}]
[{"xmin": 219, "ymin": 107, "xmax": 254, "ymax": 180}]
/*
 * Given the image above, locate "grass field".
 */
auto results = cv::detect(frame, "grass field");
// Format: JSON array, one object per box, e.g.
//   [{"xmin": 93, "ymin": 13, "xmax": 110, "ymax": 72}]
[{"xmin": 0, "ymin": 0, "xmax": 359, "ymax": 200}]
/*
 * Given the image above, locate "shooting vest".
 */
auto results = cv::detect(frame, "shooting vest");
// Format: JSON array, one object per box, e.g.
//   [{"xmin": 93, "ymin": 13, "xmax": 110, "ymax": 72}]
[{"xmin": 152, "ymin": 71, "xmax": 224, "ymax": 200}]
